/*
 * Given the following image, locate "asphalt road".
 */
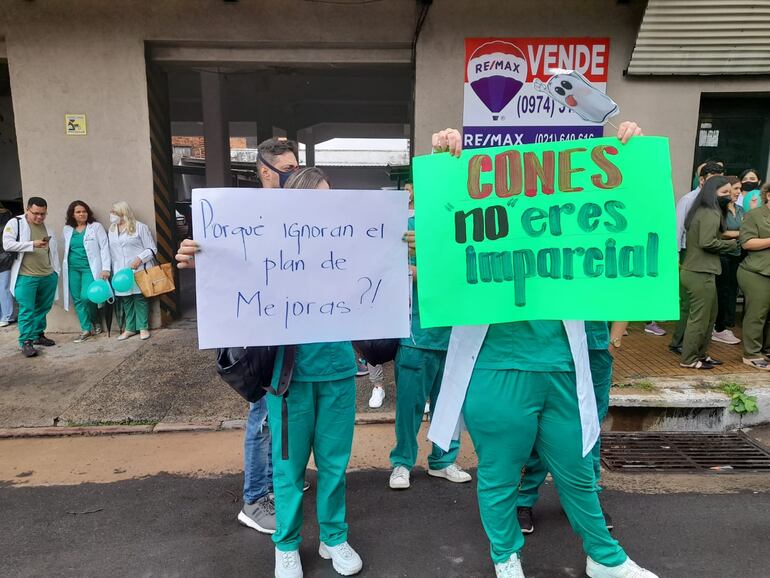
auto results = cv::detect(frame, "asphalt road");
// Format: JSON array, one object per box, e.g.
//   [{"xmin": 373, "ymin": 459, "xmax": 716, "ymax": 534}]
[{"xmin": 2, "ymin": 469, "xmax": 769, "ymax": 578}]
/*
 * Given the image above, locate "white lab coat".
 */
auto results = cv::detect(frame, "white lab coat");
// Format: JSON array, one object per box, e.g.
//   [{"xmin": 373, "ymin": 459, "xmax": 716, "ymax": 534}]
[
  {"xmin": 1, "ymin": 216, "xmax": 61, "ymax": 299},
  {"xmin": 428, "ymin": 321, "xmax": 600, "ymax": 458},
  {"xmin": 108, "ymin": 221, "xmax": 157, "ymax": 296},
  {"xmin": 61, "ymin": 222, "xmax": 111, "ymax": 311}
]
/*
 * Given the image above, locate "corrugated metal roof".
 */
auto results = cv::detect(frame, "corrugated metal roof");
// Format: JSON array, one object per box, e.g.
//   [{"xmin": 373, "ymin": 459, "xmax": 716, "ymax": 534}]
[{"xmin": 627, "ymin": 0, "xmax": 770, "ymax": 75}]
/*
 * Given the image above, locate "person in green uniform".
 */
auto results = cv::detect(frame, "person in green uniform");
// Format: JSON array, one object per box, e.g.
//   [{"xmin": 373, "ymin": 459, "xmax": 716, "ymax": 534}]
[
  {"xmin": 712, "ymin": 177, "xmax": 744, "ymax": 345},
  {"xmin": 679, "ymin": 176, "xmax": 738, "ymax": 369},
  {"xmin": 1, "ymin": 196, "xmax": 61, "ymax": 358},
  {"xmin": 737, "ymin": 183, "xmax": 770, "ymax": 371},
  {"xmin": 516, "ymin": 321, "xmax": 628, "ymax": 534},
  {"xmin": 425, "ymin": 126, "xmax": 658, "ymax": 578},
  {"xmin": 268, "ymin": 168, "xmax": 363, "ymax": 578},
  {"xmin": 62, "ymin": 200, "xmax": 111, "ymax": 342},
  {"xmin": 388, "ymin": 184, "xmax": 471, "ymax": 490}
]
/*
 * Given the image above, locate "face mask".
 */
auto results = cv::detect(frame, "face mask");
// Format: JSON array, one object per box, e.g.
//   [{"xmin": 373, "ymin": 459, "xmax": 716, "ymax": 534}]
[
  {"xmin": 718, "ymin": 195, "xmax": 731, "ymax": 209},
  {"xmin": 109, "ymin": 214, "xmax": 120, "ymax": 224},
  {"xmin": 742, "ymin": 181, "xmax": 759, "ymax": 192},
  {"xmin": 258, "ymin": 153, "xmax": 297, "ymax": 188}
]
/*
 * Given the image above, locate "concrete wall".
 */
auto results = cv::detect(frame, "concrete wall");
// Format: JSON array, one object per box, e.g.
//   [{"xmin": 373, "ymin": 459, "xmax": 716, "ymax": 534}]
[{"xmin": 414, "ymin": 0, "xmax": 770, "ymax": 195}]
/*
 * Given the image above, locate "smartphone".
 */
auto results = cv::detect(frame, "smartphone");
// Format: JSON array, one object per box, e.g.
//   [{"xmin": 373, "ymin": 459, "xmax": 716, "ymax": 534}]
[{"xmin": 42, "ymin": 236, "xmax": 51, "ymax": 242}]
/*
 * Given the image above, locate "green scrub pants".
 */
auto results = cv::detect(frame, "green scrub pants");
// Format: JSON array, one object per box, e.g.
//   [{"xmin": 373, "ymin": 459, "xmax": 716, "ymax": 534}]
[
  {"xmin": 518, "ymin": 350, "xmax": 613, "ymax": 506},
  {"xmin": 267, "ymin": 376, "xmax": 356, "ymax": 551},
  {"xmin": 390, "ymin": 346, "xmax": 460, "ymax": 470},
  {"xmin": 15, "ymin": 273, "xmax": 58, "ymax": 346},
  {"xmin": 120, "ymin": 294, "xmax": 149, "ymax": 332},
  {"xmin": 671, "ymin": 268, "xmax": 690, "ymax": 349},
  {"xmin": 69, "ymin": 266, "xmax": 97, "ymax": 332},
  {"xmin": 680, "ymin": 270, "xmax": 717, "ymax": 365},
  {"xmin": 463, "ymin": 368, "xmax": 626, "ymax": 567},
  {"xmin": 737, "ymin": 268, "xmax": 770, "ymax": 358}
]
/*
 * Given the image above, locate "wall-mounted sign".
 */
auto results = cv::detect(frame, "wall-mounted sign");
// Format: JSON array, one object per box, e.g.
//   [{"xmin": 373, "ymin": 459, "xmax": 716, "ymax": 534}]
[
  {"xmin": 463, "ymin": 38, "xmax": 611, "ymax": 148},
  {"xmin": 65, "ymin": 114, "xmax": 87, "ymax": 136}
]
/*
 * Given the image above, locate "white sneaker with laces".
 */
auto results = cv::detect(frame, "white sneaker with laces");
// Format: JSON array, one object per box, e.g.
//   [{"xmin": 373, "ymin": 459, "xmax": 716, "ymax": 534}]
[
  {"xmin": 368, "ymin": 386, "xmax": 385, "ymax": 408},
  {"xmin": 712, "ymin": 329, "xmax": 741, "ymax": 344},
  {"xmin": 586, "ymin": 557, "xmax": 658, "ymax": 578},
  {"xmin": 275, "ymin": 548, "xmax": 303, "ymax": 578},
  {"xmin": 495, "ymin": 553, "xmax": 525, "ymax": 577},
  {"xmin": 427, "ymin": 462, "xmax": 472, "ymax": 483},
  {"xmin": 389, "ymin": 465, "xmax": 411, "ymax": 489},
  {"xmin": 319, "ymin": 541, "xmax": 363, "ymax": 576}
]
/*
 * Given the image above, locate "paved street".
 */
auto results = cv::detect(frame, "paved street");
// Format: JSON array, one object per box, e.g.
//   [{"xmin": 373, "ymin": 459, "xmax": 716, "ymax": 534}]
[{"xmin": 2, "ymin": 429, "xmax": 770, "ymax": 578}]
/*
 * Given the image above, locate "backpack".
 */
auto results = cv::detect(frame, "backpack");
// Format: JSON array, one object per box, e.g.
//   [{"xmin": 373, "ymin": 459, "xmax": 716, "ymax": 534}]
[{"xmin": 0, "ymin": 216, "xmax": 20, "ymax": 273}]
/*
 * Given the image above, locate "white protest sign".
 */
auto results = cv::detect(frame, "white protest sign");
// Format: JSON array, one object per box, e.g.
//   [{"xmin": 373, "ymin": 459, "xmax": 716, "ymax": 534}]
[{"xmin": 192, "ymin": 188, "xmax": 410, "ymax": 349}]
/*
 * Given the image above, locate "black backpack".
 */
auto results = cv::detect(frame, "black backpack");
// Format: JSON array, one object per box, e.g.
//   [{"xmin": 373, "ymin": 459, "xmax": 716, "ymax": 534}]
[{"xmin": 0, "ymin": 216, "xmax": 20, "ymax": 273}]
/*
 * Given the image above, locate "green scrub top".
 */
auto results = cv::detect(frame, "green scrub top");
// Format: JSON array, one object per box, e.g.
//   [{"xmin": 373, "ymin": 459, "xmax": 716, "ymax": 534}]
[
  {"xmin": 68, "ymin": 229, "xmax": 91, "ymax": 270},
  {"xmin": 585, "ymin": 321, "xmax": 610, "ymax": 351},
  {"xmin": 291, "ymin": 341, "xmax": 357, "ymax": 382},
  {"xmin": 724, "ymin": 206, "xmax": 744, "ymax": 257},
  {"xmin": 475, "ymin": 321, "xmax": 574, "ymax": 372},
  {"xmin": 401, "ymin": 215, "xmax": 451, "ymax": 351}
]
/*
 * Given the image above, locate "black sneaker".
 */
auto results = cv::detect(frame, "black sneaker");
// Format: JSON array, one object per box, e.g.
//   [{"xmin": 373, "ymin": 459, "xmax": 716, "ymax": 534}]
[
  {"xmin": 702, "ymin": 356, "xmax": 723, "ymax": 366},
  {"xmin": 603, "ymin": 509, "xmax": 614, "ymax": 530},
  {"xmin": 21, "ymin": 341, "xmax": 38, "ymax": 357},
  {"xmin": 33, "ymin": 334, "xmax": 55, "ymax": 347},
  {"xmin": 517, "ymin": 506, "xmax": 534, "ymax": 534}
]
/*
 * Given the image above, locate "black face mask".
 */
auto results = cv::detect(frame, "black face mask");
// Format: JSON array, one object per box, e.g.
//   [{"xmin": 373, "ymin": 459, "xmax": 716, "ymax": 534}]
[
  {"xmin": 741, "ymin": 181, "xmax": 759, "ymax": 192},
  {"xmin": 258, "ymin": 153, "xmax": 297, "ymax": 188},
  {"xmin": 718, "ymin": 195, "xmax": 731, "ymax": 210}
]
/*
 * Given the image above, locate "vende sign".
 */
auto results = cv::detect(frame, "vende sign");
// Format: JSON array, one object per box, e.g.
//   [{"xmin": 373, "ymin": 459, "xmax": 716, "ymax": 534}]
[{"xmin": 463, "ymin": 38, "xmax": 611, "ymax": 148}]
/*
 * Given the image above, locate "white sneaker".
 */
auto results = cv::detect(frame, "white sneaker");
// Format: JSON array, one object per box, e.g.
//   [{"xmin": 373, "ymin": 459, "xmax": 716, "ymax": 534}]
[
  {"xmin": 424, "ymin": 400, "xmax": 430, "ymax": 414},
  {"xmin": 319, "ymin": 541, "xmax": 363, "ymax": 576},
  {"xmin": 495, "ymin": 553, "xmax": 525, "ymax": 577},
  {"xmin": 711, "ymin": 329, "xmax": 741, "ymax": 345},
  {"xmin": 368, "ymin": 386, "xmax": 385, "ymax": 408},
  {"xmin": 389, "ymin": 465, "xmax": 411, "ymax": 489},
  {"xmin": 0, "ymin": 321, "xmax": 9, "ymax": 328},
  {"xmin": 586, "ymin": 557, "xmax": 658, "ymax": 578},
  {"xmin": 275, "ymin": 548, "xmax": 303, "ymax": 578},
  {"xmin": 427, "ymin": 463, "xmax": 472, "ymax": 483}
]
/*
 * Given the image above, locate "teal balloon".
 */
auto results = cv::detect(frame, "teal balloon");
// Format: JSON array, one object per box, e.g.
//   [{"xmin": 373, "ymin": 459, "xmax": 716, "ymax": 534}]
[
  {"xmin": 112, "ymin": 268, "xmax": 135, "ymax": 292},
  {"xmin": 86, "ymin": 279, "xmax": 113, "ymax": 304}
]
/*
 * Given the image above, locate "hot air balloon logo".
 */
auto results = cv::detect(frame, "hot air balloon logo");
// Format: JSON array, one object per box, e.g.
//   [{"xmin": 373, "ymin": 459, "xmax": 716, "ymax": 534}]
[{"xmin": 467, "ymin": 41, "xmax": 528, "ymax": 121}]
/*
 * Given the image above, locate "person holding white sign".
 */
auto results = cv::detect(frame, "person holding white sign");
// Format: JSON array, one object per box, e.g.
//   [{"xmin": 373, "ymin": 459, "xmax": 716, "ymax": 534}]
[
  {"xmin": 263, "ymin": 167, "xmax": 363, "ymax": 578},
  {"xmin": 426, "ymin": 126, "xmax": 659, "ymax": 578}
]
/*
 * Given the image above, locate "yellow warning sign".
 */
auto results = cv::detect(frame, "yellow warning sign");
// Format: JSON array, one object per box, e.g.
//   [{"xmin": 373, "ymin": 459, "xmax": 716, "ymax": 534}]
[{"xmin": 65, "ymin": 114, "xmax": 87, "ymax": 136}]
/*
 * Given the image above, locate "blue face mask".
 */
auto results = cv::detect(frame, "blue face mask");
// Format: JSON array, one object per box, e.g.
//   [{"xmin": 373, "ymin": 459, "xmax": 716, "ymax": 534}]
[{"xmin": 258, "ymin": 153, "xmax": 297, "ymax": 188}]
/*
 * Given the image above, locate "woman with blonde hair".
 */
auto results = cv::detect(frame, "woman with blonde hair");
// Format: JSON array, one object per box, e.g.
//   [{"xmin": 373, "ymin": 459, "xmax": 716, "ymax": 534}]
[{"xmin": 108, "ymin": 201, "xmax": 156, "ymax": 340}]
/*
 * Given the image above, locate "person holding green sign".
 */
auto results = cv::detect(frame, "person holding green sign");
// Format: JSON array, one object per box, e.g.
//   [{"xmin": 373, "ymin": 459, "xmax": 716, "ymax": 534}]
[
  {"xmin": 389, "ymin": 180, "xmax": 472, "ymax": 490},
  {"xmin": 425, "ymin": 125, "xmax": 659, "ymax": 578},
  {"xmin": 679, "ymin": 176, "xmax": 737, "ymax": 370},
  {"xmin": 516, "ymin": 320, "xmax": 627, "ymax": 534},
  {"xmin": 737, "ymin": 183, "xmax": 770, "ymax": 371}
]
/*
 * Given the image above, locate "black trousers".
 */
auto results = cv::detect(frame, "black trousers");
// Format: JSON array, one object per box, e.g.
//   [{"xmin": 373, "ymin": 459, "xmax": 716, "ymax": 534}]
[{"xmin": 715, "ymin": 254, "xmax": 742, "ymax": 332}]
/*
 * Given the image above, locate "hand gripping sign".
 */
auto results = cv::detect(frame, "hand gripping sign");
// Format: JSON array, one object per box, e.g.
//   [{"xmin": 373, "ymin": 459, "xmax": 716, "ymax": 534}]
[{"xmin": 535, "ymin": 69, "xmax": 619, "ymax": 125}]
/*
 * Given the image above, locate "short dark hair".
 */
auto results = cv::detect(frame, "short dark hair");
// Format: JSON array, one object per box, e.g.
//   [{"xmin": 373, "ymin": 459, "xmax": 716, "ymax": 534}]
[
  {"xmin": 27, "ymin": 196, "xmax": 47, "ymax": 208},
  {"xmin": 725, "ymin": 175, "xmax": 740, "ymax": 186},
  {"xmin": 700, "ymin": 162, "xmax": 724, "ymax": 178},
  {"xmin": 257, "ymin": 138, "xmax": 298, "ymax": 170},
  {"xmin": 65, "ymin": 200, "xmax": 95, "ymax": 228}
]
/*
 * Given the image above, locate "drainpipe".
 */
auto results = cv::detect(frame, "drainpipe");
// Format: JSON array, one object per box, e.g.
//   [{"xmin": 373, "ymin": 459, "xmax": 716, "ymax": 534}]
[{"xmin": 410, "ymin": 0, "xmax": 433, "ymax": 161}]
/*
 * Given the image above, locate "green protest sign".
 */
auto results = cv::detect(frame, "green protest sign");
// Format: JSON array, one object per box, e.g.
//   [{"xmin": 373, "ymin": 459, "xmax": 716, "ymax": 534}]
[{"xmin": 412, "ymin": 136, "xmax": 679, "ymax": 328}]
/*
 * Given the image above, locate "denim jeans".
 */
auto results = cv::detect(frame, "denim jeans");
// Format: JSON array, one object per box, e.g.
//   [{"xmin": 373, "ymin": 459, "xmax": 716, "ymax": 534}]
[
  {"xmin": 0, "ymin": 269, "xmax": 13, "ymax": 322},
  {"xmin": 243, "ymin": 397, "xmax": 273, "ymax": 504}
]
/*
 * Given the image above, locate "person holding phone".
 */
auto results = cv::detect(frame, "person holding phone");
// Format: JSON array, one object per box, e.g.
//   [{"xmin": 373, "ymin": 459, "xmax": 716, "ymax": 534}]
[{"xmin": 1, "ymin": 196, "xmax": 61, "ymax": 357}]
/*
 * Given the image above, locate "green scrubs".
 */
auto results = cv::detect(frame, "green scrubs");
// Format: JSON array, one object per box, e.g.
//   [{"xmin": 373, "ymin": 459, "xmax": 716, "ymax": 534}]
[
  {"xmin": 463, "ymin": 321, "xmax": 626, "ymax": 567},
  {"xmin": 121, "ymin": 294, "xmax": 149, "ymax": 332},
  {"xmin": 391, "ymin": 217, "xmax": 458, "ymax": 471},
  {"xmin": 16, "ymin": 222, "xmax": 57, "ymax": 346},
  {"xmin": 518, "ymin": 322, "xmax": 613, "ymax": 506},
  {"xmin": 738, "ymin": 204, "xmax": 770, "ymax": 358},
  {"xmin": 68, "ymin": 229, "xmax": 97, "ymax": 332},
  {"xmin": 267, "ymin": 342, "xmax": 357, "ymax": 552}
]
